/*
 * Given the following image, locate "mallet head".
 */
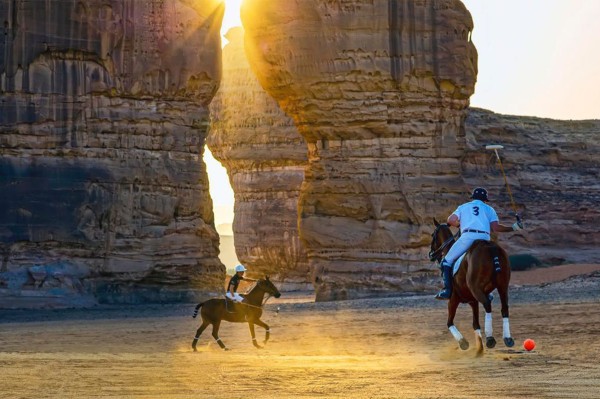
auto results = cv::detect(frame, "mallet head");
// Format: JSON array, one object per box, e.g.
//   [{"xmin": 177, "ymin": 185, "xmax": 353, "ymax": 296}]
[{"xmin": 485, "ymin": 144, "xmax": 504, "ymax": 160}]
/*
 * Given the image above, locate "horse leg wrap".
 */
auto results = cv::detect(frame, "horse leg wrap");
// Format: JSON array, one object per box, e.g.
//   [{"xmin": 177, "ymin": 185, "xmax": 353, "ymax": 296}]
[
  {"xmin": 449, "ymin": 325, "xmax": 464, "ymax": 341},
  {"xmin": 215, "ymin": 338, "xmax": 227, "ymax": 349},
  {"xmin": 502, "ymin": 317, "xmax": 511, "ymax": 339},
  {"xmin": 485, "ymin": 313, "xmax": 493, "ymax": 337}
]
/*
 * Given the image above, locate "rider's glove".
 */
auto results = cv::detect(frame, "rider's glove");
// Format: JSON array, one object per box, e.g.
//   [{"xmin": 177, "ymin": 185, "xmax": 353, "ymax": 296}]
[{"xmin": 512, "ymin": 221, "xmax": 524, "ymax": 231}]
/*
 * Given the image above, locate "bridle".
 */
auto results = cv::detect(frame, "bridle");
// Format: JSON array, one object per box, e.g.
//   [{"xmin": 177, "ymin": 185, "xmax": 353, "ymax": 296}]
[
  {"xmin": 241, "ymin": 280, "xmax": 280, "ymax": 309},
  {"xmin": 428, "ymin": 224, "xmax": 459, "ymax": 264}
]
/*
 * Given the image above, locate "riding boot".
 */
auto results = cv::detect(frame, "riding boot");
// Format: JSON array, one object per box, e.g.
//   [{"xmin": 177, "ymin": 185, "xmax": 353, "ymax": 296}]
[{"xmin": 435, "ymin": 262, "xmax": 453, "ymax": 300}]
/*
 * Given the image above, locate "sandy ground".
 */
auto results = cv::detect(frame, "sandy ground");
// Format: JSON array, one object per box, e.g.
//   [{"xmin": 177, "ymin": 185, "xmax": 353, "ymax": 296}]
[{"xmin": 1, "ymin": 266, "xmax": 599, "ymax": 399}]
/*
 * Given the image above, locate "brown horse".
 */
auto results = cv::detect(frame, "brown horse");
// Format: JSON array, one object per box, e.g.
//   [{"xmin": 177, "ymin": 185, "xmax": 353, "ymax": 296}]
[
  {"xmin": 429, "ymin": 219, "xmax": 515, "ymax": 352},
  {"xmin": 191, "ymin": 277, "xmax": 281, "ymax": 351}
]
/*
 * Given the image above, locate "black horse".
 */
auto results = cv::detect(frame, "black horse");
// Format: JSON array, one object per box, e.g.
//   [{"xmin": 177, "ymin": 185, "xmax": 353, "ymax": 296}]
[
  {"xmin": 191, "ymin": 277, "xmax": 281, "ymax": 351},
  {"xmin": 430, "ymin": 219, "xmax": 515, "ymax": 353}
]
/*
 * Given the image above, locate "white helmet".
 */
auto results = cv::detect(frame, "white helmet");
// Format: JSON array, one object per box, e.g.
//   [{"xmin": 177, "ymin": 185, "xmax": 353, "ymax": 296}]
[{"xmin": 235, "ymin": 264, "xmax": 247, "ymax": 273}]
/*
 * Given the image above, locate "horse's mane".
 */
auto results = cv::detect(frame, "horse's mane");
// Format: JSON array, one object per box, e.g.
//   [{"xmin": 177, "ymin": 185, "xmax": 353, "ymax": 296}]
[
  {"xmin": 243, "ymin": 278, "xmax": 267, "ymax": 294},
  {"xmin": 244, "ymin": 280, "xmax": 259, "ymax": 294}
]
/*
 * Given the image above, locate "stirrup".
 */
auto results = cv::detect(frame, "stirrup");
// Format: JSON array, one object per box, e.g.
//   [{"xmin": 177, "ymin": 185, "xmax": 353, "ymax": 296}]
[{"xmin": 435, "ymin": 289, "xmax": 452, "ymax": 300}]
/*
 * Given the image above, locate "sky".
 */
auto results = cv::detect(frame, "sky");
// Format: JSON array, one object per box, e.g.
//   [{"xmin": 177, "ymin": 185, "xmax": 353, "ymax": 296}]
[
  {"xmin": 208, "ymin": 0, "xmax": 600, "ymax": 223},
  {"xmin": 462, "ymin": 0, "xmax": 600, "ymax": 120}
]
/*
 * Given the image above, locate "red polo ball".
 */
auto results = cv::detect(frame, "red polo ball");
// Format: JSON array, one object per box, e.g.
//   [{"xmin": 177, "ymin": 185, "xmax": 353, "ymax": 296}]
[{"xmin": 523, "ymin": 339, "xmax": 536, "ymax": 351}]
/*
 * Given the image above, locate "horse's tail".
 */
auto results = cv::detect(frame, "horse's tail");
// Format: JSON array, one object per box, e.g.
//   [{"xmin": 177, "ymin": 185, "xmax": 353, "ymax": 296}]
[
  {"xmin": 489, "ymin": 244, "xmax": 502, "ymax": 274},
  {"xmin": 192, "ymin": 302, "xmax": 204, "ymax": 318}
]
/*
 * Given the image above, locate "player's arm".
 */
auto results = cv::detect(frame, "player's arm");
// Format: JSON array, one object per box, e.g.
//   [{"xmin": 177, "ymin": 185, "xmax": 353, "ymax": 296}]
[
  {"xmin": 491, "ymin": 221, "xmax": 521, "ymax": 233},
  {"xmin": 447, "ymin": 214, "xmax": 460, "ymax": 228}
]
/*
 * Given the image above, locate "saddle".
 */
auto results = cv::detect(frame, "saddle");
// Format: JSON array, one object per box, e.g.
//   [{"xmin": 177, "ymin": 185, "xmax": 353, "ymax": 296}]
[
  {"xmin": 224, "ymin": 295, "xmax": 247, "ymax": 314},
  {"xmin": 450, "ymin": 240, "xmax": 501, "ymax": 276}
]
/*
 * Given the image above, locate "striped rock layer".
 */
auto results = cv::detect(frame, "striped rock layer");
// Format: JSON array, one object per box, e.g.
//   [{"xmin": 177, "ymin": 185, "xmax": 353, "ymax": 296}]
[{"xmin": 0, "ymin": 0, "xmax": 225, "ymax": 307}]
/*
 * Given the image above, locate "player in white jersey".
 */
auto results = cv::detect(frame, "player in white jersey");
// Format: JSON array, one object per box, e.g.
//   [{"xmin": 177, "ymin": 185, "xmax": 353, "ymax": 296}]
[{"xmin": 435, "ymin": 187, "xmax": 524, "ymax": 300}]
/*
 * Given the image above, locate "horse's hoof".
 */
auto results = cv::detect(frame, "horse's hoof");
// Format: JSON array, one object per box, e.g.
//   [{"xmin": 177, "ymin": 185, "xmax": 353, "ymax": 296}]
[
  {"xmin": 192, "ymin": 347, "xmax": 197, "ymax": 352},
  {"xmin": 223, "ymin": 347, "xmax": 230, "ymax": 351},
  {"xmin": 486, "ymin": 337, "xmax": 497, "ymax": 349},
  {"xmin": 504, "ymin": 337, "xmax": 515, "ymax": 347},
  {"xmin": 459, "ymin": 338, "xmax": 469, "ymax": 350}
]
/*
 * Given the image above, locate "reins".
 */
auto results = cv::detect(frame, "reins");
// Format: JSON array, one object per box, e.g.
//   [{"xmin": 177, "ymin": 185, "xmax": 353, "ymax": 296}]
[
  {"xmin": 429, "ymin": 226, "xmax": 460, "ymax": 263},
  {"xmin": 228, "ymin": 280, "xmax": 276, "ymax": 310},
  {"xmin": 241, "ymin": 293, "xmax": 272, "ymax": 310}
]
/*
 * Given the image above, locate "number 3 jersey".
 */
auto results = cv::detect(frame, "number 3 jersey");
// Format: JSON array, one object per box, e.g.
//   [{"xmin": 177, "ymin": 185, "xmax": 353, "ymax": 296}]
[{"xmin": 453, "ymin": 199, "xmax": 499, "ymax": 234}]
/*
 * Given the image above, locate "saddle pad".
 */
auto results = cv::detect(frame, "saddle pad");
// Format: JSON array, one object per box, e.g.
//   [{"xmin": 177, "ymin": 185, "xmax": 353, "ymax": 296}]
[{"xmin": 453, "ymin": 253, "xmax": 467, "ymax": 276}]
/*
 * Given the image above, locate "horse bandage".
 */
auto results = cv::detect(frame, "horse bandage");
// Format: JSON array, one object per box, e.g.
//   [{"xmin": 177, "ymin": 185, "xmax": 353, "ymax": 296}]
[
  {"xmin": 485, "ymin": 313, "xmax": 493, "ymax": 337},
  {"xmin": 449, "ymin": 325, "xmax": 464, "ymax": 341},
  {"xmin": 503, "ymin": 317, "xmax": 511, "ymax": 339}
]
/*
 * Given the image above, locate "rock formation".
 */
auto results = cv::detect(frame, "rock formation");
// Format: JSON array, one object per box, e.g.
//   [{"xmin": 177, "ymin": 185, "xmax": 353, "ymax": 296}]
[
  {"xmin": 0, "ymin": 0, "xmax": 226, "ymax": 307},
  {"xmin": 2, "ymin": 0, "xmax": 595, "ymax": 308},
  {"xmin": 464, "ymin": 108, "xmax": 600, "ymax": 265},
  {"xmin": 208, "ymin": 27, "xmax": 311, "ymax": 290},
  {"xmin": 243, "ymin": 0, "xmax": 478, "ymax": 300}
]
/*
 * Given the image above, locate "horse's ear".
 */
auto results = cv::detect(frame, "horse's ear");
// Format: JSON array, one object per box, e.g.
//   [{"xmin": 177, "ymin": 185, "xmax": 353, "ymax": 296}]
[
  {"xmin": 433, "ymin": 217, "xmax": 440, "ymax": 227},
  {"xmin": 265, "ymin": 275, "xmax": 270, "ymax": 281}
]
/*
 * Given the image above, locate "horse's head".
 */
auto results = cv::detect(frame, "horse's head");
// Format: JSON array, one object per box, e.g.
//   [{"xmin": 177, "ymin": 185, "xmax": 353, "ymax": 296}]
[
  {"xmin": 429, "ymin": 218, "xmax": 455, "ymax": 263},
  {"xmin": 258, "ymin": 276, "xmax": 281, "ymax": 298}
]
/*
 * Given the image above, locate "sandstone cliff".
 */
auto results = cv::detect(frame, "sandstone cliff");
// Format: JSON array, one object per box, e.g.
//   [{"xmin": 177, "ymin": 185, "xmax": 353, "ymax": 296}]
[
  {"xmin": 243, "ymin": 0, "xmax": 478, "ymax": 300},
  {"xmin": 0, "ymin": 0, "xmax": 226, "ymax": 307},
  {"xmin": 464, "ymin": 108, "xmax": 600, "ymax": 265},
  {"xmin": 208, "ymin": 27, "xmax": 311, "ymax": 290}
]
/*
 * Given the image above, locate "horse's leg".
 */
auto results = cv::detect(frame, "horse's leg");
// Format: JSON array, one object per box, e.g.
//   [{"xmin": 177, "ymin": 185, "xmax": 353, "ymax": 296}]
[
  {"xmin": 191, "ymin": 320, "xmax": 210, "ymax": 352},
  {"xmin": 447, "ymin": 297, "xmax": 469, "ymax": 350},
  {"xmin": 481, "ymin": 299, "xmax": 496, "ymax": 349},
  {"xmin": 470, "ymin": 285, "xmax": 496, "ymax": 349},
  {"xmin": 253, "ymin": 318, "xmax": 271, "ymax": 345},
  {"xmin": 469, "ymin": 301, "xmax": 484, "ymax": 355},
  {"xmin": 497, "ymin": 284, "xmax": 514, "ymax": 347},
  {"xmin": 211, "ymin": 320, "xmax": 229, "ymax": 351},
  {"xmin": 248, "ymin": 322, "xmax": 263, "ymax": 349}
]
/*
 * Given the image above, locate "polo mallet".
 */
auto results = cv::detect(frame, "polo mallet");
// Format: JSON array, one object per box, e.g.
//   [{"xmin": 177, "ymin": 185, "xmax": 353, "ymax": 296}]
[{"xmin": 485, "ymin": 144, "xmax": 521, "ymax": 223}]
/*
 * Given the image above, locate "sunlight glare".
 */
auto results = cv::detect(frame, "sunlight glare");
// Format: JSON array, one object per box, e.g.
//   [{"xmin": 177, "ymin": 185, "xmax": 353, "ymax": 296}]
[
  {"xmin": 221, "ymin": 0, "xmax": 244, "ymax": 45},
  {"xmin": 204, "ymin": 0, "xmax": 242, "ymax": 223},
  {"xmin": 204, "ymin": 147, "xmax": 234, "ymax": 208}
]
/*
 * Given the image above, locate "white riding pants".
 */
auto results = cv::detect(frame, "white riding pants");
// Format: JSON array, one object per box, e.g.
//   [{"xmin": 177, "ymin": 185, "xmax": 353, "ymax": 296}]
[
  {"xmin": 443, "ymin": 232, "xmax": 490, "ymax": 266},
  {"xmin": 226, "ymin": 292, "xmax": 244, "ymax": 302}
]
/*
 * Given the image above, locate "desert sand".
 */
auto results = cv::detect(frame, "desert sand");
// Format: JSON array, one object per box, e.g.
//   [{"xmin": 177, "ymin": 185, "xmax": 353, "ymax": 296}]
[{"xmin": 1, "ymin": 265, "xmax": 599, "ymax": 399}]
